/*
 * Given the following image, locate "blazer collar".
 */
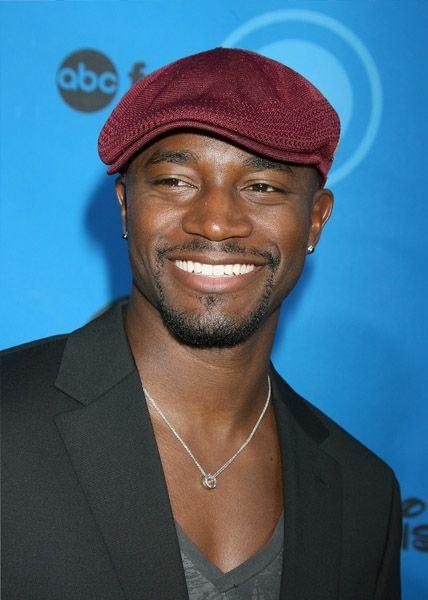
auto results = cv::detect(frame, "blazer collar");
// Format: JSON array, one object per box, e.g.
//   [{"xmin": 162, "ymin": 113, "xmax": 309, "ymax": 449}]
[
  {"xmin": 271, "ymin": 372, "xmax": 342, "ymax": 599},
  {"xmin": 55, "ymin": 299, "xmax": 136, "ymax": 404},
  {"xmin": 54, "ymin": 299, "xmax": 342, "ymax": 600}
]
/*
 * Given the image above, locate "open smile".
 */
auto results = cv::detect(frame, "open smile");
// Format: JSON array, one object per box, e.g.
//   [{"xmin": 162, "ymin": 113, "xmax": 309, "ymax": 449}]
[
  {"xmin": 169, "ymin": 258, "xmax": 264, "ymax": 293},
  {"xmin": 175, "ymin": 259, "xmax": 256, "ymax": 277}
]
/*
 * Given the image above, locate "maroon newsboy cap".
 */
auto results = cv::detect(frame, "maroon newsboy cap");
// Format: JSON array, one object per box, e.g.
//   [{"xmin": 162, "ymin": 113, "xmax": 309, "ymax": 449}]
[{"xmin": 98, "ymin": 47, "xmax": 340, "ymax": 182}]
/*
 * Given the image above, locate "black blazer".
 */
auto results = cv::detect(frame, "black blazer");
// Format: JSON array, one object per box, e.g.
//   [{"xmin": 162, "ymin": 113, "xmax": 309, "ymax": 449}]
[{"xmin": 2, "ymin": 300, "xmax": 402, "ymax": 600}]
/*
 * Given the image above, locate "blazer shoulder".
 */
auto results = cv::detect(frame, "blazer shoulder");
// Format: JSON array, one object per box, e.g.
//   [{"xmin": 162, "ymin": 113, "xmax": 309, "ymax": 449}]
[
  {"xmin": 304, "ymin": 394, "xmax": 397, "ymax": 482},
  {"xmin": 1, "ymin": 333, "xmax": 68, "ymax": 357},
  {"xmin": 1, "ymin": 334, "xmax": 68, "ymax": 401},
  {"xmin": 274, "ymin": 369, "xmax": 395, "ymax": 479}
]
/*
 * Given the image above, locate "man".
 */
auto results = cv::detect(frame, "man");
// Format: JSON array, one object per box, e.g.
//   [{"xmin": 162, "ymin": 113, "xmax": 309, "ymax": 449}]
[{"xmin": 2, "ymin": 48, "xmax": 401, "ymax": 599}]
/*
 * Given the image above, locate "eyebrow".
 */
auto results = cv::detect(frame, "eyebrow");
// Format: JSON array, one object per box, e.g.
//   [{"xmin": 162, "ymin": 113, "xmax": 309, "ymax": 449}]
[
  {"xmin": 241, "ymin": 156, "xmax": 294, "ymax": 176},
  {"xmin": 141, "ymin": 148, "xmax": 294, "ymax": 176},
  {"xmin": 143, "ymin": 149, "xmax": 199, "ymax": 167}
]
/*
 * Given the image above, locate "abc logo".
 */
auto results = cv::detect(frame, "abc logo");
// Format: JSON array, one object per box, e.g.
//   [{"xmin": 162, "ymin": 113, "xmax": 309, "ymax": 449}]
[{"xmin": 57, "ymin": 49, "xmax": 118, "ymax": 112}]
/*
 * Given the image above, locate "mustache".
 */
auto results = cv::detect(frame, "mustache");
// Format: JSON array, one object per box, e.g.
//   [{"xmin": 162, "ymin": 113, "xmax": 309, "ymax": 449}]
[{"xmin": 155, "ymin": 240, "xmax": 280, "ymax": 269}]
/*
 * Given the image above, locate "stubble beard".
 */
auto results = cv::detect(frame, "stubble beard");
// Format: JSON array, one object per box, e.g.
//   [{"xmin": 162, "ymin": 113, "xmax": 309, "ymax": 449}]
[{"xmin": 150, "ymin": 242, "xmax": 280, "ymax": 349}]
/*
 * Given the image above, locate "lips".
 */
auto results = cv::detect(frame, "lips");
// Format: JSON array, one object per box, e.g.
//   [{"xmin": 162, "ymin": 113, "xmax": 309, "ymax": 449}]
[{"xmin": 168, "ymin": 257, "xmax": 264, "ymax": 293}]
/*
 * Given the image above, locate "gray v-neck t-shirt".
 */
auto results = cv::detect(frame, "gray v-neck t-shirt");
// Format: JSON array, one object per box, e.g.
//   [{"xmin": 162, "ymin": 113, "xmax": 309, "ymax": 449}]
[{"xmin": 175, "ymin": 512, "xmax": 284, "ymax": 599}]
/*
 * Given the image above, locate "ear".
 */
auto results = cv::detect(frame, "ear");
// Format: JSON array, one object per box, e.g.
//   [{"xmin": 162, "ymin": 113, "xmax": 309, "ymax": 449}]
[
  {"xmin": 115, "ymin": 174, "xmax": 128, "ymax": 236},
  {"xmin": 308, "ymin": 188, "xmax": 334, "ymax": 249}
]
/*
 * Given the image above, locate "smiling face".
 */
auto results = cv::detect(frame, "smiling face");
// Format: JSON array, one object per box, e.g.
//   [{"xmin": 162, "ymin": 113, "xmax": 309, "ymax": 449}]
[{"xmin": 116, "ymin": 131, "xmax": 333, "ymax": 348}]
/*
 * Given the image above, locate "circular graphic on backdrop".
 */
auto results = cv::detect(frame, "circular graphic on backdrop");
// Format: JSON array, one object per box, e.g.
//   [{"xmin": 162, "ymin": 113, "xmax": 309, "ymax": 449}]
[
  {"xmin": 222, "ymin": 10, "xmax": 382, "ymax": 185},
  {"xmin": 56, "ymin": 49, "xmax": 118, "ymax": 113}
]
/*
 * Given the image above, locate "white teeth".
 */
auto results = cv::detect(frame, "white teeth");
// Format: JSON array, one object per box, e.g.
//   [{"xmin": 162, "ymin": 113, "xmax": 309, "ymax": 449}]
[
  {"xmin": 213, "ymin": 265, "xmax": 225, "ymax": 276},
  {"xmin": 174, "ymin": 260, "xmax": 256, "ymax": 277}
]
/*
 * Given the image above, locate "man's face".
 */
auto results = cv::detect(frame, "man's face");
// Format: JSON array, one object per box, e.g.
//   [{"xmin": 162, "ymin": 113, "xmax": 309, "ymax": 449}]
[{"xmin": 116, "ymin": 132, "xmax": 333, "ymax": 348}]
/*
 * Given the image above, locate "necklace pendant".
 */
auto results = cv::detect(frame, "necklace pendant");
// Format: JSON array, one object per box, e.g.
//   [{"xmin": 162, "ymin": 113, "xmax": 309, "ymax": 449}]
[{"xmin": 202, "ymin": 473, "xmax": 217, "ymax": 490}]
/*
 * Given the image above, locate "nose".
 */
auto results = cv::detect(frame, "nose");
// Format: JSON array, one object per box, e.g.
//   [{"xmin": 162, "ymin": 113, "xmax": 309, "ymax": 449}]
[{"xmin": 181, "ymin": 184, "xmax": 253, "ymax": 241}]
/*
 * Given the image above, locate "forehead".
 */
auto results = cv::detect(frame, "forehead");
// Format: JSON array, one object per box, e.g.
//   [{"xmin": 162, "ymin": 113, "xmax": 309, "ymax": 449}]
[{"xmin": 128, "ymin": 130, "xmax": 319, "ymax": 185}]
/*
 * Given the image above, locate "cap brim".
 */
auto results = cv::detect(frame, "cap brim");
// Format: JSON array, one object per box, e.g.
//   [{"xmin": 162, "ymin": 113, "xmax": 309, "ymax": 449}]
[{"xmin": 105, "ymin": 119, "xmax": 328, "ymax": 182}]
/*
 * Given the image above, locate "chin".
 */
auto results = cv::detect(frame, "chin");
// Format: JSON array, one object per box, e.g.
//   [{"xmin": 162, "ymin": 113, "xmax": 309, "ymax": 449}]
[{"xmin": 157, "ymin": 299, "xmax": 271, "ymax": 348}]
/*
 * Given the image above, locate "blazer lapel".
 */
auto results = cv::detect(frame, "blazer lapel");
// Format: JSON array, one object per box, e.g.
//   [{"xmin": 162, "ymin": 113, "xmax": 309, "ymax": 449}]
[
  {"xmin": 54, "ymin": 302, "xmax": 189, "ymax": 600},
  {"xmin": 271, "ymin": 369, "xmax": 343, "ymax": 600}
]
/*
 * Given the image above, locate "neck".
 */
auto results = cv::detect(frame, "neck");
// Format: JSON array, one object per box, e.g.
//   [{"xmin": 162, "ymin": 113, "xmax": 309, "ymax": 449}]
[{"xmin": 124, "ymin": 287, "xmax": 280, "ymax": 434}]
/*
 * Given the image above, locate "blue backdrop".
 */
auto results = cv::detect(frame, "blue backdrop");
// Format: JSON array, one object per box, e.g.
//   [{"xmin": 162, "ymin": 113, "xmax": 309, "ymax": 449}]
[{"xmin": 1, "ymin": 1, "xmax": 427, "ymax": 596}]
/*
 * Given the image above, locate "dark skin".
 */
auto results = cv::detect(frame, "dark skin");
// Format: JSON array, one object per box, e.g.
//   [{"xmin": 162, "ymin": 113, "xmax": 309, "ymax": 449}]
[{"xmin": 115, "ymin": 132, "xmax": 333, "ymax": 572}]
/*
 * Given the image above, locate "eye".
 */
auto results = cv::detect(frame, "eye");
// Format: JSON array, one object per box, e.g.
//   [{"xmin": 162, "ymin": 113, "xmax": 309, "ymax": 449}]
[
  {"xmin": 241, "ymin": 181, "xmax": 289, "ymax": 205},
  {"xmin": 153, "ymin": 177, "xmax": 193, "ymax": 188},
  {"xmin": 246, "ymin": 182, "xmax": 282, "ymax": 193}
]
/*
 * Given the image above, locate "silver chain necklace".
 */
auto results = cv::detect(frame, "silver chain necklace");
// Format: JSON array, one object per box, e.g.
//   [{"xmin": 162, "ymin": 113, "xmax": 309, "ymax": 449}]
[{"xmin": 142, "ymin": 376, "xmax": 271, "ymax": 490}]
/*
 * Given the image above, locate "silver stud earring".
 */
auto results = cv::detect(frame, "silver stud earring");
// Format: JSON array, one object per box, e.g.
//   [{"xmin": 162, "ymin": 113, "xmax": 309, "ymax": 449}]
[
  {"xmin": 306, "ymin": 244, "xmax": 315, "ymax": 254},
  {"xmin": 122, "ymin": 231, "xmax": 128, "ymax": 240}
]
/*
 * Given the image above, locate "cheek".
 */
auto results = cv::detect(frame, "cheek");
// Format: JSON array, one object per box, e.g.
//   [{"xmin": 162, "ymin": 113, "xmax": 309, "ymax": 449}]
[
  {"xmin": 268, "ymin": 210, "xmax": 311, "ymax": 290},
  {"xmin": 268, "ymin": 206, "xmax": 310, "ymax": 258},
  {"xmin": 129, "ymin": 199, "xmax": 178, "ymax": 245},
  {"xmin": 127, "ymin": 201, "xmax": 183, "ymax": 277}
]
